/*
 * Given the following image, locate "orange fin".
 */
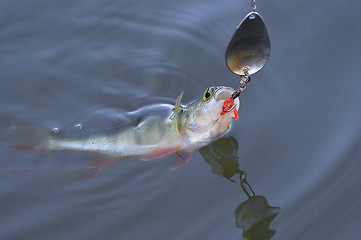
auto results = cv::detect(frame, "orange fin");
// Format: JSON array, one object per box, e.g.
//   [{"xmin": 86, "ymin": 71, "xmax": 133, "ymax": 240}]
[
  {"xmin": 10, "ymin": 121, "xmax": 52, "ymax": 152},
  {"xmin": 171, "ymin": 151, "xmax": 193, "ymax": 170},
  {"xmin": 78, "ymin": 153, "xmax": 123, "ymax": 180},
  {"xmin": 141, "ymin": 147, "xmax": 180, "ymax": 161},
  {"xmin": 10, "ymin": 144, "xmax": 48, "ymax": 152}
]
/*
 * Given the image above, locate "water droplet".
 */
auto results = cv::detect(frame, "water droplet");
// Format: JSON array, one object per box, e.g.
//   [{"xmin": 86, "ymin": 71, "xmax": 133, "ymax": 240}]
[
  {"xmin": 53, "ymin": 128, "xmax": 59, "ymax": 133},
  {"xmin": 75, "ymin": 123, "xmax": 83, "ymax": 130}
]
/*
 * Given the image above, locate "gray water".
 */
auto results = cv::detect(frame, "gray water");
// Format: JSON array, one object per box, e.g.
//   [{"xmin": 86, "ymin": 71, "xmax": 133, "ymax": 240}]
[{"xmin": 1, "ymin": 0, "xmax": 361, "ymax": 239}]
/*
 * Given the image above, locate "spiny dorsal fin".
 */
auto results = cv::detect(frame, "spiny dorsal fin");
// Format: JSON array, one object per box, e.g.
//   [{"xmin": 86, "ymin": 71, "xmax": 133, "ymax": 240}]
[
  {"xmin": 174, "ymin": 92, "xmax": 183, "ymax": 114},
  {"xmin": 170, "ymin": 92, "xmax": 185, "ymax": 133}
]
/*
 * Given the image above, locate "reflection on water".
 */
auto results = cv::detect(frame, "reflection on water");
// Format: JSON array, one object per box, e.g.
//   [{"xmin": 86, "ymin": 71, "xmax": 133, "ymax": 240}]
[
  {"xmin": 199, "ymin": 136, "xmax": 240, "ymax": 180},
  {"xmin": 199, "ymin": 137, "xmax": 280, "ymax": 240},
  {"xmin": 235, "ymin": 196, "xmax": 280, "ymax": 240}
]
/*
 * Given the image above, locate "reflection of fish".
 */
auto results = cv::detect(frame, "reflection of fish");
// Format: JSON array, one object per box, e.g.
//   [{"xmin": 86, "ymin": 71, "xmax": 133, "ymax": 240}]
[
  {"xmin": 199, "ymin": 136, "xmax": 241, "ymax": 179},
  {"xmin": 13, "ymin": 86, "xmax": 239, "ymax": 166}
]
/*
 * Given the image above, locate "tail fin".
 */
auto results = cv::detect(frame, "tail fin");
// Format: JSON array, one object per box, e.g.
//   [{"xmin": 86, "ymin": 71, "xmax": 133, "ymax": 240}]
[{"xmin": 10, "ymin": 121, "xmax": 53, "ymax": 152}]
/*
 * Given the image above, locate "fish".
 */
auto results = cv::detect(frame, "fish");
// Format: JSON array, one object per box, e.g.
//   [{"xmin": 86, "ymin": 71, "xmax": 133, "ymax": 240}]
[{"xmin": 12, "ymin": 86, "xmax": 240, "ymax": 170}]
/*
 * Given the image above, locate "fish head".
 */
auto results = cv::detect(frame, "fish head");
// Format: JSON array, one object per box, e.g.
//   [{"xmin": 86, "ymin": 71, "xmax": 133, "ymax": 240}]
[{"xmin": 183, "ymin": 86, "xmax": 240, "ymax": 144}]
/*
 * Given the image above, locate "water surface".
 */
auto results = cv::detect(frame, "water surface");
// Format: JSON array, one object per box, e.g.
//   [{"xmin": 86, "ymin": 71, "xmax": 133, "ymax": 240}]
[{"xmin": 1, "ymin": 0, "xmax": 361, "ymax": 239}]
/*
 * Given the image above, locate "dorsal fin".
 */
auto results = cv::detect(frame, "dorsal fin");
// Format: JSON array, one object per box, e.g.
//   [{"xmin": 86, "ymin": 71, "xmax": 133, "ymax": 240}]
[
  {"xmin": 174, "ymin": 92, "xmax": 183, "ymax": 114},
  {"xmin": 169, "ymin": 92, "xmax": 185, "ymax": 133}
]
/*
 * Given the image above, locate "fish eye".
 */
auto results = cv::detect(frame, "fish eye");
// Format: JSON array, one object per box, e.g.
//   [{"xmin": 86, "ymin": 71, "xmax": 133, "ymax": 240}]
[{"xmin": 203, "ymin": 88, "xmax": 213, "ymax": 101}]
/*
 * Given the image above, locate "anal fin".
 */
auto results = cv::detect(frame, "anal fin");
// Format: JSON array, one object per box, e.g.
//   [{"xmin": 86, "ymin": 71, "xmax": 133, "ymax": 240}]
[
  {"xmin": 171, "ymin": 151, "xmax": 193, "ymax": 170},
  {"xmin": 141, "ymin": 147, "xmax": 181, "ymax": 161},
  {"xmin": 78, "ymin": 153, "xmax": 123, "ymax": 180}
]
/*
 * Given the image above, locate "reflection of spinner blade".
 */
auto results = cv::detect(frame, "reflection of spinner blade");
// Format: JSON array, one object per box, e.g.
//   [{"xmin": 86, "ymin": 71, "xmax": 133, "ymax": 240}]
[{"xmin": 235, "ymin": 196, "xmax": 280, "ymax": 240}]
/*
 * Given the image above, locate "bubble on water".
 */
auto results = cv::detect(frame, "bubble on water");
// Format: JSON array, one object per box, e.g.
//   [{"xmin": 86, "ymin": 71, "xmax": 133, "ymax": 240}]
[
  {"xmin": 75, "ymin": 123, "xmax": 83, "ymax": 130},
  {"xmin": 52, "ymin": 128, "xmax": 60, "ymax": 133}
]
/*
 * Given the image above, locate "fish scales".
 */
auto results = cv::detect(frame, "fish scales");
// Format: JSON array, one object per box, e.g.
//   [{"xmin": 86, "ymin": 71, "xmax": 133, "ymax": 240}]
[{"xmin": 12, "ymin": 86, "xmax": 240, "ymax": 164}]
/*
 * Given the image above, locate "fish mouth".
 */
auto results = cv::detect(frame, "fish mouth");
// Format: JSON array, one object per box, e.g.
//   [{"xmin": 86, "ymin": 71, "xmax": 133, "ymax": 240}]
[
  {"xmin": 214, "ymin": 86, "xmax": 236, "ymax": 101},
  {"xmin": 214, "ymin": 86, "xmax": 240, "ymax": 114}
]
